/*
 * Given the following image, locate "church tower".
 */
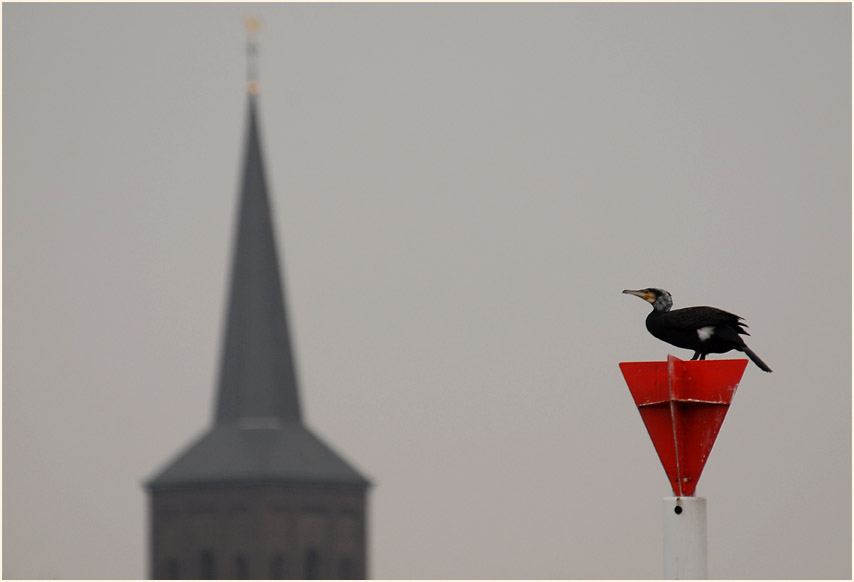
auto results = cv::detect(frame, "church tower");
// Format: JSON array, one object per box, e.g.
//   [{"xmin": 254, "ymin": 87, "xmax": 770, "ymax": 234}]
[{"xmin": 146, "ymin": 23, "xmax": 370, "ymax": 580}]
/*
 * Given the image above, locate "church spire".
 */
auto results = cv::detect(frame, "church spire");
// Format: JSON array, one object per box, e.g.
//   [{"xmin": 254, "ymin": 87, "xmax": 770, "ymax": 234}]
[
  {"xmin": 147, "ymin": 21, "xmax": 368, "ymax": 492},
  {"xmin": 214, "ymin": 23, "xmax": 302, "ymax": 427},
  {"xmin": 245, "ymin": 16, "xmax": 260, "ymax": 95}
]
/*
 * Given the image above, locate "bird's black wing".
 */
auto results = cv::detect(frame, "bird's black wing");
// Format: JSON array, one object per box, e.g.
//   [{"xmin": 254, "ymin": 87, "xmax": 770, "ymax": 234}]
[{"xmin": 666, "ymin": 306, "xmax": 749, "ymax": 335}]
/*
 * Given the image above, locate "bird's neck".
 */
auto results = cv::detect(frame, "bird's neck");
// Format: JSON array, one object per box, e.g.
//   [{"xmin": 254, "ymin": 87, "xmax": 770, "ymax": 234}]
[{"xmin": 652, "ymin": 296, "xmax": 672, "ymax": 312}]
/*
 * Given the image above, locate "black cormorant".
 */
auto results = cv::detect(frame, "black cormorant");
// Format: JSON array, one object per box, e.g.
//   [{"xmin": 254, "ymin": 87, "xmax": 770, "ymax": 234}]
[{"xmin": 623, "ymin": 288, "xmax": 772, "ymax": 372}]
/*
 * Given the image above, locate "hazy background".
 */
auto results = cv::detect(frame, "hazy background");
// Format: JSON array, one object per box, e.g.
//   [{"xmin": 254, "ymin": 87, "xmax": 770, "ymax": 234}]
[{"xmin": 3, "ymin": 3, "xmax": 851, "ymax": 579}]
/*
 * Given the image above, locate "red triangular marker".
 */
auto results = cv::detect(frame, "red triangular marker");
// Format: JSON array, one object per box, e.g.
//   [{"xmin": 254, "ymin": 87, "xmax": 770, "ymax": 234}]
[{"xmin": 619, "ymin": 355, "xmax": 747, "ymax": 496}]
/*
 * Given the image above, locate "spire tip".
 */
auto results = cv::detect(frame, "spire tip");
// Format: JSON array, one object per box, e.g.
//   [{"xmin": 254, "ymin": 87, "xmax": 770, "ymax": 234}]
[
  {"xmin": 244, "ymin": 17, "xmax": 261, "ymax": 94},
  {"xmin": 244, "ymin": 16, "xmax": 261, "ymax": 36}
]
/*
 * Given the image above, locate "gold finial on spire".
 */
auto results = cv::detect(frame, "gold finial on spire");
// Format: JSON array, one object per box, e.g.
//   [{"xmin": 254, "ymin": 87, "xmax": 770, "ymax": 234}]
[
  {"xmin": 245, "ymin": 16, "xmax": 261, "ymax": 36},
  {"xmin": 245, "ymin": 17, "xmax": 261, "ymax": 94}
]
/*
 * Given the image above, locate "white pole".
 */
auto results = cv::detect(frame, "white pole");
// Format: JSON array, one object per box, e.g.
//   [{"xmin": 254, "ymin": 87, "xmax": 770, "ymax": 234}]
[{"xmin": 663, "ymin": 496, "xmax": 708, "ymax": 579}]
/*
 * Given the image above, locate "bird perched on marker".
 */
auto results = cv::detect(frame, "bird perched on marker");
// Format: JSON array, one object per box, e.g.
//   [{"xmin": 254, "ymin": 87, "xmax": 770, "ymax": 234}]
[{"xmin": 623, "ymin": 288, "xmax": 772, "ymax": 372}]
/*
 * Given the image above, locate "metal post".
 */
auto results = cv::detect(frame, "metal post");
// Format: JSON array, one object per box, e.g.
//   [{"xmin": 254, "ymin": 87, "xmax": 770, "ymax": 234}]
[{"xmin": 663, "ymin": 496, "xmax": 708, "ymax": 579}]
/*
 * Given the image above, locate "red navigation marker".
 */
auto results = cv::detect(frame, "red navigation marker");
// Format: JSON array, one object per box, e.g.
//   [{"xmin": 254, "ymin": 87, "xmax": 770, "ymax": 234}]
[{"xmin": 619, "ymin": 355, "xmax": 747, "ymax": 497}]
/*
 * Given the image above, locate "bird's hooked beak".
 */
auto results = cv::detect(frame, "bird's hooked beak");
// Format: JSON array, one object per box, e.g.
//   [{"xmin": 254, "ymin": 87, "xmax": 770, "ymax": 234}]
[{"xmin": 623, "ymin": 288, "xmax": 655, "ymax": 304}]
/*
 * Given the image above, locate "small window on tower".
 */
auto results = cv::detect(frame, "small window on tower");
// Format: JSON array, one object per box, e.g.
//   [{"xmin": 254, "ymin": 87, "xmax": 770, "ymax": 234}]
[
  {"xmin": 200, "ymin": 550, "xmax": 216, "ymax": 580},
  {"xmin": 235, "ymin": 555, "xmax": 249, "ymax": 579},
  {"xmin": 338, "ymin": 557, "xmax": 353, "ymax": 580},
  {"xmin": 270, "ymin": 554, "xmax": 285, "ymax": 579},
  {"xmin": 304, "ymin": 548, "xmax": 321, "ymax": 580},
  {"xmin": 165, "ymin": 558, "xmax": 180, "ymax": 579}
]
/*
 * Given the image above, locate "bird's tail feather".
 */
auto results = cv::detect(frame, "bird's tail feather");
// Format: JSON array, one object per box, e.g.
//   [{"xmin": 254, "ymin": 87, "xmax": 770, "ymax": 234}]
[{"xmin": 743, "ymin": 346, "xmax": 772, "ymax": 373}]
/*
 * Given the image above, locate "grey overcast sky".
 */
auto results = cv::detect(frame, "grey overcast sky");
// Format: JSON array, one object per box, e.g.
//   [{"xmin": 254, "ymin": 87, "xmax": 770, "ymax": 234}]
[{"xmin": 3, "ymin": 2, "xmax": 851, "ymax": 579}]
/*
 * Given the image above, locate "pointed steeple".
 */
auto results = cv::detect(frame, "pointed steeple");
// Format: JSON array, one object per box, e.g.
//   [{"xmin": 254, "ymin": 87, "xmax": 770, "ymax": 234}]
[
  {"xmin": 147, "ymin": 29, "xmax": 368, "ymax": 490},
  {"xmin": 214, "ymin": 94, "xmax": 302, "ymax": 427}
]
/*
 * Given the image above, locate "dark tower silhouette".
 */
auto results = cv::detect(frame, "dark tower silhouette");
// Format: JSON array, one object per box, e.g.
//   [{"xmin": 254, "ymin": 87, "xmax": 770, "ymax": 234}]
[{"xmin": 146, "ymin": 26, "xmax": 370, "ymax": 579}]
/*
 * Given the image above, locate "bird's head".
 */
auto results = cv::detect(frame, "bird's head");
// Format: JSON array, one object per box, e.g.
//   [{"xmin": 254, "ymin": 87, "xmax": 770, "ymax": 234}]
[{"xmin": 623, "ymin": 287, "xmax": 673, "ymax": 312}]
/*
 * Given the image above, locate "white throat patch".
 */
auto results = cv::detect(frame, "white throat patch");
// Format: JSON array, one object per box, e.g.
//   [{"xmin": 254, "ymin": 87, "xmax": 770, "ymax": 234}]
[{"xmin": 697, "ymin": 326, "xmax": 715, "ymax": 341}]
